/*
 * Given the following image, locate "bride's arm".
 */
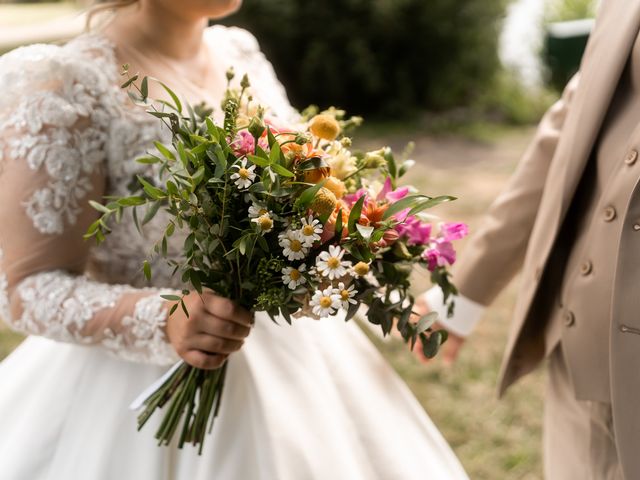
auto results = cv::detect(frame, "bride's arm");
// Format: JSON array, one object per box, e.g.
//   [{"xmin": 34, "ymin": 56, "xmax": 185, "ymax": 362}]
[{"xmin": 0, "ymin": 45, "xmax": 251, "ymax": 367}]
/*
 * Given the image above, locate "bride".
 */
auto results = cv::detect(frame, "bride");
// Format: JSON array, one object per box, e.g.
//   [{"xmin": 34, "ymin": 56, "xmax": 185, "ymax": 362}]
[{"xmin": 0, "ymin": 1, "xmax": 469, "ymax": 478}]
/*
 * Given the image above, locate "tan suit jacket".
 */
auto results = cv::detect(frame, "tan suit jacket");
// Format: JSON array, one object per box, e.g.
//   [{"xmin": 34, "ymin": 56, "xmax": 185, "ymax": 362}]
[{"xmin": 455, "ymin": 1, "xmax": 640, "ymax": 476}]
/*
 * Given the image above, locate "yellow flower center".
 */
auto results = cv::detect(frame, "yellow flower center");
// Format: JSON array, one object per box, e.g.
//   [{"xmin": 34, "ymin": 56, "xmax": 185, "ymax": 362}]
[
  {"xmin": 258, "ymin": 216, "xmax": 273, "ymax": 231},
  {"xmin": 340, "ymin": 290, "xmax": 350, "ymax": 301},
  {"xmin": 320, "ymin": 296, "xmax": 333, "ymax": 309},
  {"xmin": 289, "ymin": 269, "xmax": 301, "ymax": 281},
  {"xmin": 303, "ymin": 225, "xmax": 315, "ymax": 236},
  {"xmin": 238, "ymin": 168, "xmax": 250, "ymax": 179},
  {"xmin": 353, "ymin": 261, "xmax": 370, "ymax": 276},
  {"xmin": 259, "ymin": 208, "xmax": 268, "ymax": 216},
  {"xmin": 327, "ymin": 257, "xmax": 340, "ymax": 269},
  {"xmin": 289, "ymin": 239, "xmax": 303, "ymax": 252}
]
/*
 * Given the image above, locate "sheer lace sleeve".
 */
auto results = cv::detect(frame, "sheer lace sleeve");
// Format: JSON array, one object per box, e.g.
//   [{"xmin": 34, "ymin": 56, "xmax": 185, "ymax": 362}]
[{"xmin": 0, "ymin": 40, "xmax": 179, "ymax": 366}]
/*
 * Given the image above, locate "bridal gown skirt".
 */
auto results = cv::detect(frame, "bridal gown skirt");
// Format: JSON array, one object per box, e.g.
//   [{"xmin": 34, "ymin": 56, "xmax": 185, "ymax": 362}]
[{"xmin": 0, "ymin": 315, "xmax": 468, "ymax": 480}]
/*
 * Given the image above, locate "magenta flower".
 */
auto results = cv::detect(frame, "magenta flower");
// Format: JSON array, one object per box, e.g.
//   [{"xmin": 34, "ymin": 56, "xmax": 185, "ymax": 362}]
[
  {"xmin": 422, "ymin": 239, "xmax": 457, "ymax": 271},
  {"xmin": 343, "ymin": 189, "xmax": 368, "ymax": 207},
  {"xmin": 396, "ymin": 215, "xmax": 432, "ymax": 246},
  {"xmin": 440, "ymin": 222, "xmax": 469, "ymax": 241},
  {"xmin": 377, "ymin": 177, "xmax": 410, "ymax": 203}
]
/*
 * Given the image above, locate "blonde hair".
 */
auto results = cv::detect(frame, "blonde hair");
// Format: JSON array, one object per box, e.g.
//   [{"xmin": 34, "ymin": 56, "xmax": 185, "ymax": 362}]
[{"xmin": 86, "ymin": 0, "xmax": 138, "ymax": 29}]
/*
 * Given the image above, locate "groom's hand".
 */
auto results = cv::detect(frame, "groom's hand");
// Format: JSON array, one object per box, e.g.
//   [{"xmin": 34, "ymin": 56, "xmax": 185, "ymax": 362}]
[{"xmin": 413, "ymin": 295, "xmax": 465, "ymax": 366}]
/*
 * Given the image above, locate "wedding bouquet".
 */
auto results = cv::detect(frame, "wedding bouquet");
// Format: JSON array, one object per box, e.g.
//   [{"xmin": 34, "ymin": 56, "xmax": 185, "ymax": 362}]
[{"xmin": 86, "ymin": 67, "xmax": 468, "ymax": 452}]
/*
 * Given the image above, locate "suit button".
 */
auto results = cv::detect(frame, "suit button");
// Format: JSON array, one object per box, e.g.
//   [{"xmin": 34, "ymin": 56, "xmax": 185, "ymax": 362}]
[
  {"xmin": 625, "ymin": 150, "xmax": 638, "ymax": 166},
  {"xmin": 604, "ymin": 206, "xmax": 617, "ymax": 222},
  {"xmin": 580, "ymin": 260, "xmax": 593, "ymax": 276},
  {"xmin": 563, "ymin": 310, "xmax": 576, "ymax": 327},
  {"xmin": 634, "ymin": 223, "xmax": 640, "ymax": 231}
]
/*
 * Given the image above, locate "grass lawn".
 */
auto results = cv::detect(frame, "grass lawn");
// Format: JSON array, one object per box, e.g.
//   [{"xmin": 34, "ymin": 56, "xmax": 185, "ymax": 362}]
[{"xmin": 0, "ymin": 124, "xmax": 544, "ymax": 478}]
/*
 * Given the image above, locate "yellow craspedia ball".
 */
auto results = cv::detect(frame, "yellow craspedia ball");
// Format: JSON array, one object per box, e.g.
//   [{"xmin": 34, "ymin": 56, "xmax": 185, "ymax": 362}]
[
  {"xmin": 323, "ymin": 176, "xmax": 346, "ymax": 199},
  {"xmin": 310, "ymin": 114, "xmax": 341, "ymax": 141},
  {"xmin": 309, "ymin": 187, "xmax": 338, "ymax": 216}
]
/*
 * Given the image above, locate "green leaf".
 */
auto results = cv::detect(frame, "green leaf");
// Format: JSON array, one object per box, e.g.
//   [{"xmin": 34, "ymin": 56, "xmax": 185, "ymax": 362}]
[
  {"xmin": 137, "ymin": 176, "xmax": 166, "ymax": 200},
  {"xmin": 270, "ymin": 163, "xmax": 295, "ymax": 178},
  {"xmin": 137, "ymin": 155, "xmax": 160, "ymax": 165},
  {"xmin": 295, "ymin": 179, "xmax": 327, "ymax": 210},
  {"xmin": 158, "ymin": 80, "xmax": 182, "ymax": 113},
  {"xmin": 116, "ymin": 196, "xmax": 146, "ymax": 207},
  {"xmin": 422, "ymin": 330, "xmax": 448, "ymax": 359},
  {"xmin": 143, "ymin": 201, "xmax": 162, "ymax": 225},
  {"xmin": 247, "ymin": 154, "xmax": 271, "ymax": 167},
  {"xmin": 381, "ymin": 194, "xmax": 429, "ymax": 220},
  {"xmin": 192, "ymin": 165, "xmax": 206, "ymax": 186},
  {"xmin": 348, "ymin": 195, "xmax": 366, "ymax": 232},
  {"xmin": 140, "ymin": 76, "xmax": 149, "ymax": 99},
  {"xmin": 298, "ymin": 157, "xmax": 328, "ymax": 171},
  {"xmin": 269, "ymin": 141, "xmax": 283, "ymax": 165},
  {"xmin": 161, "ymin": 295, "xmax": 181, "ymax": 304},
  {"xmin": 154, "ymin": 142, "xmax": 175, "ymax": 161},
  {"xmin": 143, "ymin": 260, "xmax": 151, "ymax": 281},
  {"xmin": 120, "ymin": 74, "xmax": 139, "ymax": 89},
  {"xmin": 407, "ymin": 196, "xmax": 456, "ymax": 217},
  {"xmin": 334, "ymin": 208, "xmax": 343, "ymax": 239},
  {"xmin": 165, "ymin": 222, "xmax": 175, "ymax": 237},
  {"xmin": 189, "ymin": 270, "xmax": 202, "ymax": 294},
  {"xmin": 89, "ymin": 200, "xmax": 112, "ymax": 214},
  {"xmin": 416, "ymin": 312, "xmax": 439, "ymax": 334}
]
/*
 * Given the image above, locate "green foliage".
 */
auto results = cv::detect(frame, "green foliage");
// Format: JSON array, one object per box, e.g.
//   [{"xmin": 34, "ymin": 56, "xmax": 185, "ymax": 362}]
[
  {"xmin": 222, "ymin": 0, "xmax": 509, "ymax": 116},
  {"xmin": 546, "ymin": 0, "xmax": 597, "ymax": 22}
]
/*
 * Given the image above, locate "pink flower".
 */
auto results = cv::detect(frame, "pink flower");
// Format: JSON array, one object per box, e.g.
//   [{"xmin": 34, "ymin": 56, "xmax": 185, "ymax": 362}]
[
  {"xmin": 230, "ymin": 131, "xmax": 255, "ymax": 157},
  {"xmin": 422, "ymin": 239, "xmax": 456, "ymax": 271},
  {"xmin": 440, "ymin": 222, "xmax": 469, "ymax": 241},
  {"xmin": 377, "ymin": 177, "xmax": 410, "ymax": 203},
  {"xmin": 343, "ymin": 189, "xmax": 368, "ymax": 207},
  {"xmin": 396, "ymin": 216, "xmax": 432, "ymax": 246}
]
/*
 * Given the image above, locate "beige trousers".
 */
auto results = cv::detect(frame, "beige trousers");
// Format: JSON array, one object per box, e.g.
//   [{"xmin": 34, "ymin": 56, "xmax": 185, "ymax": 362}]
[{"xmin": 544, "ymin": 345, "xmax": 623, "ymax": 480}]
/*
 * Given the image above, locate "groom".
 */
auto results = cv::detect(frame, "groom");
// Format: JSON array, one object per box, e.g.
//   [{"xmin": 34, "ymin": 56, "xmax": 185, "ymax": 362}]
[{"xmin": 420, "ymin": 1, "xmax": 640, "ymax": 478}]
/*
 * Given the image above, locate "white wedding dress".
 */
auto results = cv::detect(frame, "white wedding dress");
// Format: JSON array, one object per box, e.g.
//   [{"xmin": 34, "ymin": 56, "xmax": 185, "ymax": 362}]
[{"xmin": 0, "ymin": 26, "xmax": 469, "ymax": 480}]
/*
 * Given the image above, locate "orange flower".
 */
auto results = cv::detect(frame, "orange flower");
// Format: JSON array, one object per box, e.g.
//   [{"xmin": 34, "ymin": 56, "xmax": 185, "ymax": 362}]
[
  {"xmin": 320, "ymin": 204, "xmax": 350, "ymax": 243},
  {"xmin": 361, "ymin": 201, "xmax": 388, "ymax": 227}
]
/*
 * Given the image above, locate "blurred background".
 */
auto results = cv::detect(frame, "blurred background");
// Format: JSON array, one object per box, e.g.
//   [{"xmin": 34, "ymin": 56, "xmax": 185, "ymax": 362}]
[{"xmin": 0, "ymin": 0, "xmax": 598, "ymax": 478}]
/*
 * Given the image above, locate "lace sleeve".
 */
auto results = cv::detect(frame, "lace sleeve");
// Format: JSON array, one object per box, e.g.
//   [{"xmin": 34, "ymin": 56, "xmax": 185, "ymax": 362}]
[{"xmin": 0, "ymin": 41, "xmax": 179, "ymax": 366}]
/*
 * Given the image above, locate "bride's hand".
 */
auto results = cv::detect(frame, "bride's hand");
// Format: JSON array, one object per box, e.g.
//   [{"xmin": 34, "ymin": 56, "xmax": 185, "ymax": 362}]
[
  {"xmin": 165, "ymin": 291, "xmax": 253, "ymax": 370},
  {"xmin": 412, "ymin": 295, "xmax": 465, "ymax": 366}
]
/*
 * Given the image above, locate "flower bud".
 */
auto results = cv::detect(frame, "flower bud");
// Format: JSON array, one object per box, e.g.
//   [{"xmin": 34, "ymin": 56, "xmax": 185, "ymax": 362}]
[
  {"xmin": 383, "ymin": 229, "xmax": 400, "ymax": 245},
  {"xmin": 364, "ymin": 150, "xmax": 387, "ymax": 169},
  {"xmin": 341, "ymin": 137, "xmax": 352, "ymax": 148},
  {"xmin": 226, "ymin": 67, "xmax": 235, "ymax": 82},
  {"xmin": 310, "ymin": 114, "xmax": 341, "ymax": 141},
  {"xmin": 353, "ymin": 262, "xmax": 370, "ymax": 276},
  {"xmin": 323, "ymin": 176, "xmax": 346, "ymax": 199},
  {"xmin": 240, "ymin": 73, "xmax": 251, "ymax": 89},
  {"xmin": 248, "ymin": 116, "xmax": 266, "ymax": 139}
]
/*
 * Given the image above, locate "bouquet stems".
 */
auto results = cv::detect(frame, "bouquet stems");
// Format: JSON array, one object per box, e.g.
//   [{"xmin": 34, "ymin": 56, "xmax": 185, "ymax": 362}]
[{"xmin": 136, "ymin": 362, "xmax": 228, "ymax": 454}]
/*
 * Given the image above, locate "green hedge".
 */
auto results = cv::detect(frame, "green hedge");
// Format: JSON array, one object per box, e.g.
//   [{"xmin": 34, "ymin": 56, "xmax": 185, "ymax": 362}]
[{"xmin": 223, "ymin": 0, "xmax": 508, "ymax": 116}]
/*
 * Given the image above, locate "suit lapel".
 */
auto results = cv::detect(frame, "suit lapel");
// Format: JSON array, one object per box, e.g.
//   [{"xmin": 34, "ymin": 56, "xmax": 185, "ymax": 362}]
[{"xmin": 556, "ymin": 0, "xmax": 640, "ymax": 216}]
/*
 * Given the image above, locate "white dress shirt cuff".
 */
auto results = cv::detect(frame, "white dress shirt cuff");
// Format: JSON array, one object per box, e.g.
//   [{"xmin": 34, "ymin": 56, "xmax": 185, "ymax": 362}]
[{"xmin": 421, "ymin": 286, "xmax": 485, "ymax": 337}]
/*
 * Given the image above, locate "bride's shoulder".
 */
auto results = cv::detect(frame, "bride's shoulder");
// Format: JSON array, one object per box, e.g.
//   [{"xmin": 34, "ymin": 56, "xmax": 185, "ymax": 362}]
[
  {"xmin": 0, "ymin": 33, "xmax": 119, "ymax": 112},
  {"xmin": 205, "ymin": 24, "xmax": 262, "ymax": 56}
]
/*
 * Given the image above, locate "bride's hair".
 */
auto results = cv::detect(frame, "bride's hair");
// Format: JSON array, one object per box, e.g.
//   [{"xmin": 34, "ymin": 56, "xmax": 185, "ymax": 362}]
[{"xmin": 86, "ymin": 0, "xmax": 138, "ymax": 29}]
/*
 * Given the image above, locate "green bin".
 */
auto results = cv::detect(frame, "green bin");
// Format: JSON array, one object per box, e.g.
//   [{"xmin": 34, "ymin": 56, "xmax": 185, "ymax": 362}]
[{"xmin": 543, "ymin": 19, "xmax": 594, "ymax": 90}]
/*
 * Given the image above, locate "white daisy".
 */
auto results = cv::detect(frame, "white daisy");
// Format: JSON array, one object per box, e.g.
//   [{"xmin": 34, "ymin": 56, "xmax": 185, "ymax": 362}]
[
  {"xmin": 334, "ymin": 282, "xmax": 357, "ymax": 310},
  {"xmin": 310, "ymin": 287, "xmax": 342, "ymax": 317},
  {"xmin": 281, "ymin": 230, "xmax": 308, "ymax": 261},
  {"xmin": 248, "ymin": 203, "xmax": 269, "ymax": 218},
  {"xmin": 282, "ymin": 264, "xmax": 307, "ymax": 290},
  {"xmin": 300, "ymin": 215, "xmax": 323, "ymax": 246},
  {"xmin": 251, "ymin": 213, "xmax": 274, "ymax": 234},
  {"xmin": 316, "ymin": 245, "xmax": 351, "ymax": 280},
  {"xmin": 230, "ymin": 158, "xmax": 256, "ymax": 189}
]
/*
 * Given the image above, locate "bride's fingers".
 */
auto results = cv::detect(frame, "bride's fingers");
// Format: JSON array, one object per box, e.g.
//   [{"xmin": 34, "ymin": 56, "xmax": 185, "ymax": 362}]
[
  {"xmin": 182, "ymin": 350, "xmax": 229, "ymax": 370},
  {"xmin": 188, "ymin": 334, "xmax": 244, "ymax": 355},
  {"xmin": 198, "ymin": 317, "xmax": 252, "ymax": 340}
]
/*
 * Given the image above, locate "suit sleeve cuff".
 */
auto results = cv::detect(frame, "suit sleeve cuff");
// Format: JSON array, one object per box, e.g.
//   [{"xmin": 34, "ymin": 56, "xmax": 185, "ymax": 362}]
[{"xmin": 421, "ymin": 286, "xmax": 485, "ymax": 337}]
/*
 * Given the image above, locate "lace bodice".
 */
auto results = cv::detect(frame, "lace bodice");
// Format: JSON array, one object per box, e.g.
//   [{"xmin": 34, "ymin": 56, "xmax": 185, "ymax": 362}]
[{"xmin": 0, "ymin": 26, "xmax": 296, "ymax": 365}]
